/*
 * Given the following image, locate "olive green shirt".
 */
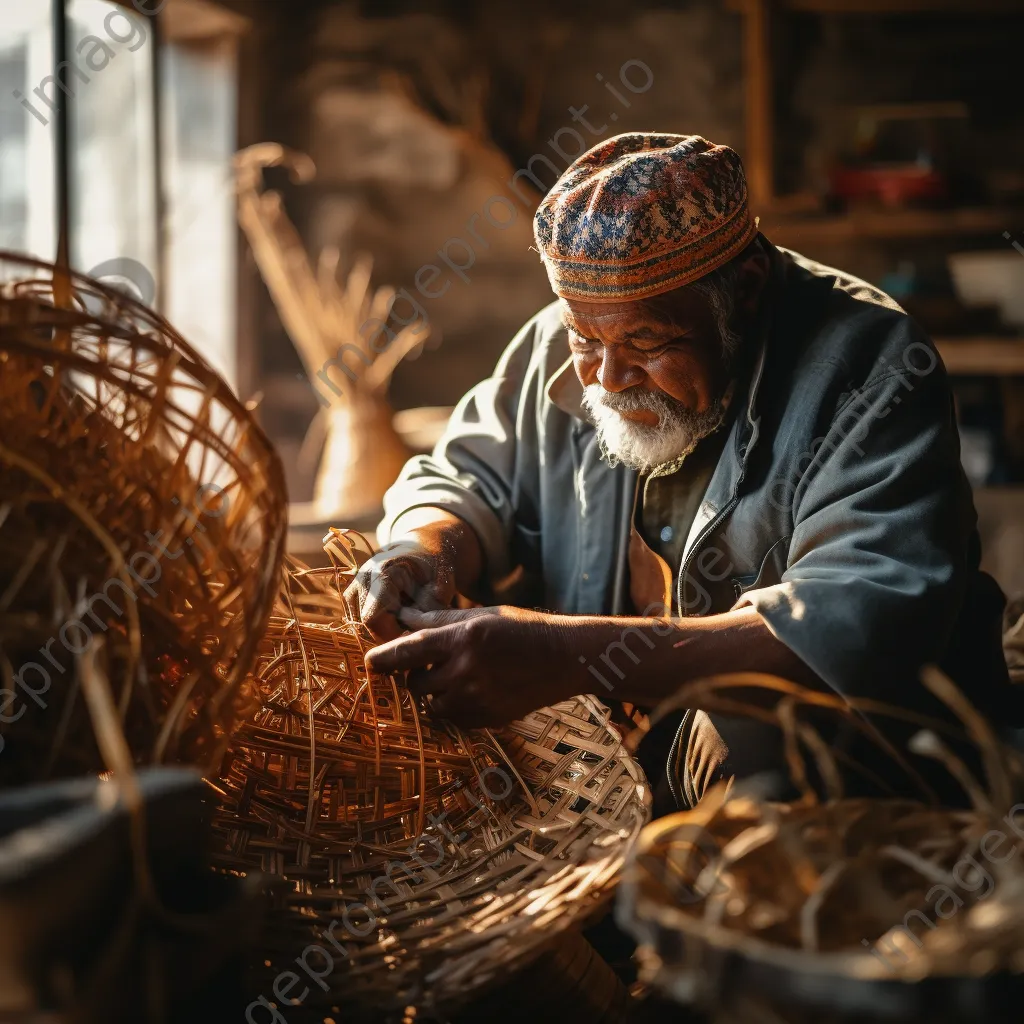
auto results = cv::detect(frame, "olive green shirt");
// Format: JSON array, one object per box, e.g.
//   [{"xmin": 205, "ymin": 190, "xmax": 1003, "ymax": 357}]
[{"xmin": 637, "ymin": 426, "xmax": 734, "ymax": 602}]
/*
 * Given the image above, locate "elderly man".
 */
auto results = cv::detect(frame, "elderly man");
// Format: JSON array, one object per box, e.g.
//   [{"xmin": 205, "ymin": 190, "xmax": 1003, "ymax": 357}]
[{"xmin": 353, "ymin": 133, "xmax": 1013, "ymax": 810}]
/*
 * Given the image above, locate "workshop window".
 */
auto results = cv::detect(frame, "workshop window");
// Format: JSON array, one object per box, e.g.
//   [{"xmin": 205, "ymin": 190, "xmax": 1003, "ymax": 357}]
[
  {"xmin": 68, "ymin": 0, "xmax": 159, "ymax": 293},
  {"xmin": 160, "ymin": 30, "xmax": 239, "ymax": 387},
  {"xmin": 0, "ymin": 0, "xmax": 242, "ymax": 386},
  {"xmin": 0, "ymin": 1, "xmax": 56, "ymax": 266}
]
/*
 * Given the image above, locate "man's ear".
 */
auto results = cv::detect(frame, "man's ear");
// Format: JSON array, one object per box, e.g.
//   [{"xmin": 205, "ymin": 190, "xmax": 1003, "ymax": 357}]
[{"xmin": 734, "ymin": 247, "xmax": 771, "ymax": 318}]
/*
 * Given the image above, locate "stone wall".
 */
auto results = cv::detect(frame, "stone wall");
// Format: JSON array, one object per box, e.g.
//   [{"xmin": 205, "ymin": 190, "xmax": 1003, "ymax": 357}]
[{"xmin": 290, "ymin": 0, "xmax": 744, "ymax": 412}]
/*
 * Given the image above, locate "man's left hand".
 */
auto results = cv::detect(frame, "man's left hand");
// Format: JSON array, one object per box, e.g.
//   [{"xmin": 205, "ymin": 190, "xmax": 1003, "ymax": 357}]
[{"xmin": 364, "ymin": 606, "xmax": 581, "ymax": 728}]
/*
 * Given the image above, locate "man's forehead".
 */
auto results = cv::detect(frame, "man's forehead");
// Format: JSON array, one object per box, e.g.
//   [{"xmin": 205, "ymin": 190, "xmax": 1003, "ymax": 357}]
[
  {"xmin": 560, "ymin": 297, "xmax": 693, "ymax": 339},
  {"xmin": 562, "ymin": 299, "xmax": 662, "ymax": 329}
]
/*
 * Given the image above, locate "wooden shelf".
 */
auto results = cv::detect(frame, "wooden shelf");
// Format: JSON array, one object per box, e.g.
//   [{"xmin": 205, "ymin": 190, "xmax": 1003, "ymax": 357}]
[
  {"xmin": 728, "ymin": 0, "xmax": 1022, "ymax": 13},
  {"xmin": 935, "ymin": 338, "xmax": 1024, "ymax": 375},
  {"xmin": 730, "ymin": 0, "xmax": 1023, "ymax": 216},
  {"xmin": 761, "ymin": 207, "xmax": 1024, "ymax": 247}
]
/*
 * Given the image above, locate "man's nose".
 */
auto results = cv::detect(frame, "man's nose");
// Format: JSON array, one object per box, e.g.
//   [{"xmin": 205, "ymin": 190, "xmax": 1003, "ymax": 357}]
[{"xmin": 596, "ymin": 346, "xmax": 644, "ymax": 392}]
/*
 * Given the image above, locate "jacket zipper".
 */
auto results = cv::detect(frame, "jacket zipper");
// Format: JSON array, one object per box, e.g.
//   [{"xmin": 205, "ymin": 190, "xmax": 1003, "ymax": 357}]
[
  {"xmin": 676, "ymin": 496, "xmax": 740, "ymax": 617},
  {"xmin": 662, "ymin": 255, "xmax": 778, "ymax": 809}
]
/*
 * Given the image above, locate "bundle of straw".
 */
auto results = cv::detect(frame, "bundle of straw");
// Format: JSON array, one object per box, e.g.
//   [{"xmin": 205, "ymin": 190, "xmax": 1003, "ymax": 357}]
[
  {"xmin": 236, "ymin": 144, "xmax": 427, "ymax": 520},
  {"xmin": 210, "ymin": 532, "xmax": 650, "ymax": 1018},
  {"xmin": 0, "ymin": 252, "xmax": 287, "ymax": 783}
]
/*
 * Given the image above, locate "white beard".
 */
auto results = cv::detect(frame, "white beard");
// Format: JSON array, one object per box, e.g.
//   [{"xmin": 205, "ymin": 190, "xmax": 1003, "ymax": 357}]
[{"xmin": 580, "ymin": 383, "xmax": 728, "ymax": 474}]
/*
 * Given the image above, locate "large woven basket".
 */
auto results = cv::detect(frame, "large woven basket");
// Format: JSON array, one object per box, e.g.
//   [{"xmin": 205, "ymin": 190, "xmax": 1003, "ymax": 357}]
[
  {"xmin": 0, "ymin": 252, "xmax": 287, "ymax": 783},
  {"xmin": 211, "ymin": 534, "xmax": 650, "ymax": 1019},
  {"xmin": 618, "ymin": 672, "xmax": 1024, "ymax": 1023}
]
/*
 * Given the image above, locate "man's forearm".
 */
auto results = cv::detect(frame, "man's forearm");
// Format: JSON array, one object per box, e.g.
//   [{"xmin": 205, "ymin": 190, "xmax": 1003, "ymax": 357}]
[
  {"xmin": 389, "ymin": 507, "xmax": 484, "ymax": 597},
  {"xmin": 553, "ymin": 606, "xmax": 824, "ymax": 706}
]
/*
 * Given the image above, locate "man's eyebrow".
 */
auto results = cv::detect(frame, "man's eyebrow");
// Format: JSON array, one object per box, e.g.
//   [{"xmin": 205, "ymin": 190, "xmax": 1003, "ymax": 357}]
[
  {"xmin": 561, "ymin": 315, "xmax": 597, "ymax": 340},
  {"xmin": 621, "ymin": 326, "xmax": 675, "ymax": 341}
]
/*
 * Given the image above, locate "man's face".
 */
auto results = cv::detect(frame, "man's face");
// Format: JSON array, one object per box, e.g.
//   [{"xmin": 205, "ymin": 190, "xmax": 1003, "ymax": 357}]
[{"xmin": 562, "ymin": 283, "xmax": 740, "ymax": 473}]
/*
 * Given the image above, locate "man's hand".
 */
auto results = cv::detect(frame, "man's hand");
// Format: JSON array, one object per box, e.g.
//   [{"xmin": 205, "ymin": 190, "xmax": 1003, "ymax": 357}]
[
  {"xmin": 345, "ymin": 508, "xmax": 485, "ymax": 641},
  {"xmin": 344, "ymin": 536, "xmax": 457, "ymax": 642},
  {"xmin": 365, "ymin": 603, "xmax": 825, "ymax": 729},
  {"xmin": 364, "ymin": 606, "xmax": 582, "ymax": 728}
]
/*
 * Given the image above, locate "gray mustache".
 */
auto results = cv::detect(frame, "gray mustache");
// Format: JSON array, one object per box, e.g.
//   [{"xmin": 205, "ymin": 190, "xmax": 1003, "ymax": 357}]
[{"xmin": 582, "ymin": 385, "xmax": 685, "ymax": 418}]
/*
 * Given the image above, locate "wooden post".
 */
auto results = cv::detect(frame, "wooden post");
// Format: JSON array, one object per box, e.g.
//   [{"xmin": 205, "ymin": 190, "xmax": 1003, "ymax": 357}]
[{"xmin": 742, "ymin": 0, "xmax": 774, "ymax": 212}]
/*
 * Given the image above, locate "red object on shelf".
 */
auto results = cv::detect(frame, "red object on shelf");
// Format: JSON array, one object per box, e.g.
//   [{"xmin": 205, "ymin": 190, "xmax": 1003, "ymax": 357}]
[{"xmin": 830, "ymin": 164, "xmax": 948, "ymax": 208}]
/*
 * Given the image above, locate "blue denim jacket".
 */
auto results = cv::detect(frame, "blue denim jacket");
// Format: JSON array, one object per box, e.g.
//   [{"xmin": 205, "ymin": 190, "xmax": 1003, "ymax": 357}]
[{"xmin": 381, "ymin": 241, "xmax": 1013, "ymax": 721}]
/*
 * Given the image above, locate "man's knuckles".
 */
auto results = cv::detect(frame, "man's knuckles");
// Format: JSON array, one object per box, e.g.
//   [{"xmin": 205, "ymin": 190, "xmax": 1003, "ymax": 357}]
[{"xmin": 459, "ymin": 613, "xmax": 492, "ymax": 644}]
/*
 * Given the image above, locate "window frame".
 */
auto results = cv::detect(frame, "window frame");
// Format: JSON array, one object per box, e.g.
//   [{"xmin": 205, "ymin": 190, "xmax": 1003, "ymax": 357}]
[{"xmin": 44, "ymin": 0, "xmax": 251, "ymax": 387}]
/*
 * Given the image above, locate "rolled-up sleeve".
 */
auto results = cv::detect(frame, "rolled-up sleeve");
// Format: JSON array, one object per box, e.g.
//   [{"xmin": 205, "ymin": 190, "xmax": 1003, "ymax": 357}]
[
  {"xmin": 379, "ymin": 316, "xmax": 542, "ymax": 581},
  {"xmin": 738, "ymin": 327, "xmax": 973, "ymax": 699}
]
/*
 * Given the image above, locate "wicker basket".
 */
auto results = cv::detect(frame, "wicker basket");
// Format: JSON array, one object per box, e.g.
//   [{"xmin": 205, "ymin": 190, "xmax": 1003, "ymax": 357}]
[
  {"xmin": 618, "ymin": 672, "xmax": 1024, "ymax": 1023},
  {"xmin": 211, "ymin": 536, "xmax": 650, "ymax": 1018},
  {"xmin": 0, "ymin": 252, "xmax": 287, "ymax": 782}
]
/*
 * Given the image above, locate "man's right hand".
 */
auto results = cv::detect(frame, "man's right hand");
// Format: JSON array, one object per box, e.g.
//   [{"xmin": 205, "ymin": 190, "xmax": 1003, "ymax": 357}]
[{"xmin": 344, "ymin": 530, "xmax": 458, "ymax": 642}]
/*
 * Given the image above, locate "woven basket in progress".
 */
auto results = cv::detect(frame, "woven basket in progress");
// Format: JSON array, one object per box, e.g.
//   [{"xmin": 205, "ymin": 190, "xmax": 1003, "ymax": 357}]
[{"xmin": 212, "ymin": 537, "xmax": 650, "ymax": 1016}]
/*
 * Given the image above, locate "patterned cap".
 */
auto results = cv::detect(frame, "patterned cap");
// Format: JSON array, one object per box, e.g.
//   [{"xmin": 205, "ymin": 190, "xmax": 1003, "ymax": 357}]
[{"xmin": 533, "ymin": 133, "xmax": 757, "ymax": 303}]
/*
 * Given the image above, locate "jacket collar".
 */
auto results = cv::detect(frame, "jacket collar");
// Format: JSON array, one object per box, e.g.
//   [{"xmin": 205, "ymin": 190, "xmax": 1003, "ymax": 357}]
[{"xmin": 546, "ymin": 352, "xmax": 588, "ymax": 422}]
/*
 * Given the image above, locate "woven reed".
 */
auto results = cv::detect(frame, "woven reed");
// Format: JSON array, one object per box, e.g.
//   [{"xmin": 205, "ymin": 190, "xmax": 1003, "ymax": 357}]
[
  {"xmin": 619, "ymin": 671, "xmax": 1024, "ymax": 1022},
  {"xmin": 211, "ymin": 533, "xmax": 651, "ymax": 1018},
  {"xmin": 0, "ymin": 252, "xmax": 287, "ymax": 783}
]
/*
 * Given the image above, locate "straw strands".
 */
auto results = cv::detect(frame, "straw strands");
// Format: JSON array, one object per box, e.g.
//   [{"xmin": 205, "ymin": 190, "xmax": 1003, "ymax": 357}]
[{"xmin": 619, "ymin": 670, "xmax": 1024, "ymax": 1022}]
